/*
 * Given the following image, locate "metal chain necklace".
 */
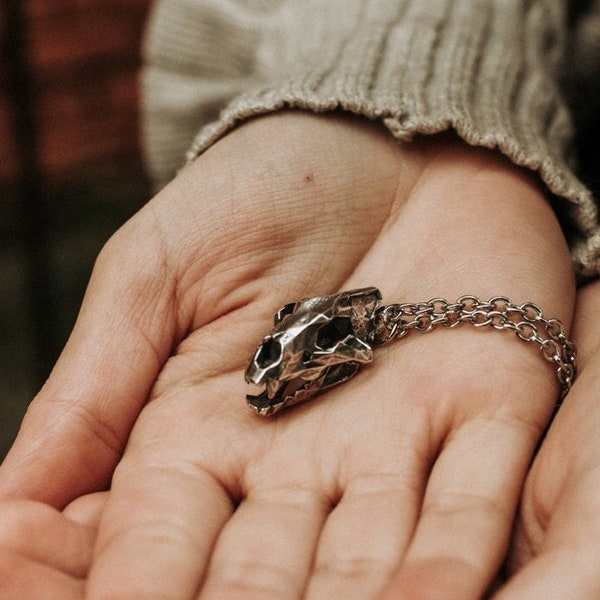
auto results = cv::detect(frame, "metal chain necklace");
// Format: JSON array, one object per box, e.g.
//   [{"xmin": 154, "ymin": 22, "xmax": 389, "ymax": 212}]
[{"xmin": 245, "ymin": 287, "xmax": 576, "ymax": 416}]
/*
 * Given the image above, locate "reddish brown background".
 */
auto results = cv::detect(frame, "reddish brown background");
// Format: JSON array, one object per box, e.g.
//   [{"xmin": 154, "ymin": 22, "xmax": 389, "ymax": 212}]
[
  {"xmin": 1, "ymin": 0, "xmax": 153, "ymax": 457},
  {"xmin": 1, "ymin": 0, "xmax": 151, "ymax": 179}
]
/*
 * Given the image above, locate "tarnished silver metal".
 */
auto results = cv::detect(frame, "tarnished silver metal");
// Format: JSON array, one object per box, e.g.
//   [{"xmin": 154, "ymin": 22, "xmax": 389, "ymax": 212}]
[
  {"xmin": 245, "ymin": 288, "xmax": 381, "ymax": 415},
  {"xmin": 246, "ymin": 288, "xmax": 577, "ymax": 416}
]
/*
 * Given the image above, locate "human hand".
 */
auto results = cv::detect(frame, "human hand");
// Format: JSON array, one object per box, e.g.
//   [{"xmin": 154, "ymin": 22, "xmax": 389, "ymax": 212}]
[
  {"xmin": 0, "ymin": 113, "xmax": 574, "ymax": 598},
  {"xmin": 493, "ymin": 279, "xmax": 600, "ymax": 599},
  {"xmin": 0, "ymin": 492, "xmax": 104, "ymax": 599}
]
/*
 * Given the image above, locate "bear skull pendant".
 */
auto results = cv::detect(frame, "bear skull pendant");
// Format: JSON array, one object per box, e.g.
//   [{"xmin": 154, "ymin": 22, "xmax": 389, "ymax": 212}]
[{"xmin": 245, "ymin": 287, "xmax": 382, "ymax": 416}]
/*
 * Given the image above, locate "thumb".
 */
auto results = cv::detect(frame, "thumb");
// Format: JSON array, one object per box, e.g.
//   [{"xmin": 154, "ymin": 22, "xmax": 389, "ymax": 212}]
[{"xmin": 0, "ymin": 218, "xmax": 179, "ymax": 508}]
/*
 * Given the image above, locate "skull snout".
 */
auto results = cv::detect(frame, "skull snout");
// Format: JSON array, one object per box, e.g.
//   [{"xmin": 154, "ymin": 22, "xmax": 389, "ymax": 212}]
[{"xmin": 245, "ymin": 334, "xmax": 283, "ymax": 385}]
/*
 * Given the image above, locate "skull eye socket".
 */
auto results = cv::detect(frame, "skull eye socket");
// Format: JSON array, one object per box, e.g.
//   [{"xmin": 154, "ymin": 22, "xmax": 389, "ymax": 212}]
[
  {"xmin": 274, "ymin": 302, "xmax": 297, "ymax": 325},
  {"xmin": 255, "ymin": 337, "xmax": 282, "ymax": 368},
  {"xmin": 316, "ymin": 317, "xmax": 353, "ymax": 350}
]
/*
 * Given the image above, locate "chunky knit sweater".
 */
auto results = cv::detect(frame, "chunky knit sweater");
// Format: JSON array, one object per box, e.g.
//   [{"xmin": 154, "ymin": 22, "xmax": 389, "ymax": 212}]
[{"xmin": 141, "ymin": 0, "xmax": 600, "ymax": 280}]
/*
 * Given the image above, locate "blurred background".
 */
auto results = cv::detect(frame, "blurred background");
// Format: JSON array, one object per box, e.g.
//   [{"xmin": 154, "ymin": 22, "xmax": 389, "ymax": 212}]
[{"xmin": 1, "ymin": 0, "xmax": 153, "ymax": 459}]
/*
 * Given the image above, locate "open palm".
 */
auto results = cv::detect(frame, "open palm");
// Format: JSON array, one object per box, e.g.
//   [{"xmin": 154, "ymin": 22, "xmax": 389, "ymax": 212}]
[{"xmin": 0, "ymin": 113, "xmax": 574, "ymax": 599}]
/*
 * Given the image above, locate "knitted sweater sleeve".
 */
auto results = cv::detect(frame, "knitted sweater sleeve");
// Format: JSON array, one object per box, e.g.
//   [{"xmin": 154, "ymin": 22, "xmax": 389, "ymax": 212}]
[{"xmin": 141, "ymin": 0, "xmax": 600, "ymax": 280}]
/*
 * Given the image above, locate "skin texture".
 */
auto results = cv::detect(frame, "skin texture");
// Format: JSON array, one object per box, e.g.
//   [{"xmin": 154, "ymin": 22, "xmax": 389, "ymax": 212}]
[
  {"xmin": 0, "ymin": 113, "xmax": 579, "ymax": 598},
  {"xmin": 493, "ymin": 279, "xmax": 600, "ymax": 599}
]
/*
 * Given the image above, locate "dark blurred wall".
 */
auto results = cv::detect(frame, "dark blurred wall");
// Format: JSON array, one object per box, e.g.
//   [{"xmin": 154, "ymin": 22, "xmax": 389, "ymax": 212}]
[{"xmin": 0, "ymin": 0, "xmax": 153, "ymax": 459}]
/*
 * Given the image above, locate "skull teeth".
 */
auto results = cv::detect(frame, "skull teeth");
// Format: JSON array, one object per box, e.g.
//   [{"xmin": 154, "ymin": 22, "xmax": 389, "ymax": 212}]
[{"xmin": 246, "ymin": 378, "xmax": 313, "ymax": 416}]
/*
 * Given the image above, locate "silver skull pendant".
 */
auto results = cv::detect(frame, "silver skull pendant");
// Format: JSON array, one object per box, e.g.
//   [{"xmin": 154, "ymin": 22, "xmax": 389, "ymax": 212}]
[{"xmin": 245, "ymin": 287, "xmax": 382, "ymax": 416}]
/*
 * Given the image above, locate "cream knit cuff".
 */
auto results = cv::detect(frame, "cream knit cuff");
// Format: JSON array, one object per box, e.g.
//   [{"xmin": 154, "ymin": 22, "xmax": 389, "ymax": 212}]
[{"xmin": 143, "ymin": 0, "xmax": 600, "ymax": 279}]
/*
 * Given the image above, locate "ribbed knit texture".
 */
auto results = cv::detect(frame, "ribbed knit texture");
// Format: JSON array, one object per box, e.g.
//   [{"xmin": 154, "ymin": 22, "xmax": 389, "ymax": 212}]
[{"xmin": 142, "ymin": 0, "xmax": 600, "ymax": 280}]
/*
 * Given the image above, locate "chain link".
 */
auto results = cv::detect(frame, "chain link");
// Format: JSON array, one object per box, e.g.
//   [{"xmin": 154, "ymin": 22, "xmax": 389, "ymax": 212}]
[{"xmin": 369, "ymin": 295, "xmax": 577, "ymax": 403}]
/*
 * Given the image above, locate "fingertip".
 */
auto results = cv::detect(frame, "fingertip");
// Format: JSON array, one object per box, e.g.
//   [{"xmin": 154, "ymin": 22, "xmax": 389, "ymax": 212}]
[
  {"xmin": 0, "ymin": 499, "xmax": 95, "ymax": 578},
  {"xmin": 64, "ymin": 491, "xmax": 109, "ymax": 531}
]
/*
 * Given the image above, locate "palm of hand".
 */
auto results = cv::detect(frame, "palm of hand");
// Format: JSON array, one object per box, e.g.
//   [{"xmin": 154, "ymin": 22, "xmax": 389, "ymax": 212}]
[{"xmin": 0, "ymin": 113, "xmax": 574, "ymax": 599}]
